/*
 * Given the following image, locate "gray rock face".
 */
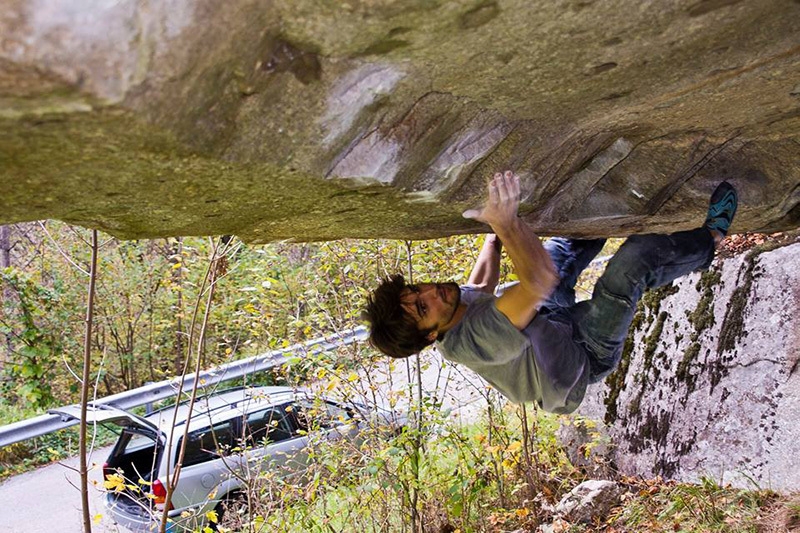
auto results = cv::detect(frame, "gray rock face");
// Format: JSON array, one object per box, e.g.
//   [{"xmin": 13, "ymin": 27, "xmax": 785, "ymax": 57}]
[
  {"xmin": 1, "ymin": 1, "xmax": 799, "ymax": 241},
  {"xmin": 561, "ymin": 240, "xmax": 800, "ymax": 491}
]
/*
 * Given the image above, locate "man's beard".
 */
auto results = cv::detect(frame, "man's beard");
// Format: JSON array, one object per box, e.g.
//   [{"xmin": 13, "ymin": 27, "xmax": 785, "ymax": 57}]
[{"xmin": 441, "ymin": 282, "xmax": 461, "ymax": 326}]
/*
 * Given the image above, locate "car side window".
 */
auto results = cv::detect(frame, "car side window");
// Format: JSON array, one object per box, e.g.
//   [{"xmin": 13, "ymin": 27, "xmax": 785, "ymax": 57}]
[
  {"xmin": 179, "ymin": 420, "xmax": 235, "ymax": 467},
  {"xmin": 324, "ymin": 401, "xmax": 352, "ymax": 426},
  {"xmin": 245, "ymin": 407, "xmax": 293, "ymax": 445},
  {"xmin": 286, "ymin": 400, "xmax": 351, "ymax": 434}
]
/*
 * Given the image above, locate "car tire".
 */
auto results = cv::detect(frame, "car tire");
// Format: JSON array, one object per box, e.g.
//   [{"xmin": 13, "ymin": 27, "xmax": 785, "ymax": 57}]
[{"xmin": 213, "ymin": 491, "xmax": 249, "ymax": 531}]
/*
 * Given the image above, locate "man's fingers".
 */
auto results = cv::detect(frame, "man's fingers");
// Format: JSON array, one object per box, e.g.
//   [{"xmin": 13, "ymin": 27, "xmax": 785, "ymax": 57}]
[
  {"xmin": 496, "ymin": 177, "xmax": 509, "ymax": 203},
  {"xmin": 502, "ymin": 171, "xmax": 520, "ymax": 199},
  {"xmin": 509, "ymin": 172, "xmax": 520, "ymax": 199},
  {"xmin": 488, "ymin": 177, "xmax": 499, "ymax": 205},
  {"xmin": 472, "ymin": 170, "xmax": 521, "ymax": 223},
  {"xmin": 495, "ymin": 171, "xmax": 519, "ymax": 203}
]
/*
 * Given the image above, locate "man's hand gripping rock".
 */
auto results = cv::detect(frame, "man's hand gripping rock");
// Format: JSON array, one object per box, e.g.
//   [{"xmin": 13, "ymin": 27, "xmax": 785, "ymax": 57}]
[{"xmin": 462, "ymin": 170, "xmax": 522, "ymax": 231}]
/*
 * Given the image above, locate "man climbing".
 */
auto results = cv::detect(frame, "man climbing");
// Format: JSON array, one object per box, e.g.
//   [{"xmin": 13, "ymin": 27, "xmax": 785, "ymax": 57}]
[{"xmin": 363, "ymin": 171, "xmax": 737, "ymax": 413}]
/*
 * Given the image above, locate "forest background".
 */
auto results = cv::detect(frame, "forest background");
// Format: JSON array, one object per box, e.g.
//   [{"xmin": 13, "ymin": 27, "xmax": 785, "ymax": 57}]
[{"xmin": 0, "ymin": 221, "xmax": 795, "ymax": 532}]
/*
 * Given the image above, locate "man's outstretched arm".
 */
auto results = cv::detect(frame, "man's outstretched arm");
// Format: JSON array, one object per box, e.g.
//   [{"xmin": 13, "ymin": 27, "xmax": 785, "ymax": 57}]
[
  {"xmin": 463, "ymin": 171, "xmax": 558, "ymax": 330},
  {"xmin": 467, "ymin": 234, "xmax": 502, "ymax": 294}
]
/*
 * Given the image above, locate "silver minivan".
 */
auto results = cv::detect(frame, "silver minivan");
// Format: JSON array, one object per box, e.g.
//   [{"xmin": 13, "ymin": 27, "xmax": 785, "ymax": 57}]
[{"xmin": 53, "ymin": 386, "xmax": 403, "ymax": 532}]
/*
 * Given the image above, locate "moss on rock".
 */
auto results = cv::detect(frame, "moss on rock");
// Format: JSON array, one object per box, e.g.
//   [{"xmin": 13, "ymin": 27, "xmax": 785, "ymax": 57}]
[
  {"xmin": 675, "ymin": 267, "xmax": 721, "ymax": 395},
  {"xmin": 710, "ymin": 240, "xmax": 785, "ymax": 391},
  {"xmin": 604, "ymin": 282, "xmax": 678, "ymax": 425}
]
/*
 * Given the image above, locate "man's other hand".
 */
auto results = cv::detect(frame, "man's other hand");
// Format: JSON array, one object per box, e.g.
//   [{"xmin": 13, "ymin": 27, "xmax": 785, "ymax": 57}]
[{"xmin": 462, "ymin": 171, "xmax": 521, "ymax": 231}]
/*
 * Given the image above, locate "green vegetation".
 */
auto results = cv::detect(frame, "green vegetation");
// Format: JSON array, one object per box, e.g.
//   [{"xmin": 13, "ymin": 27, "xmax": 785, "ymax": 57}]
[
  {"xmin": 0, "ymin": 223, "xmax": 796, "ymax": 531},
  {"xmin": 610, "ymin": 476, "xmax": 781, "ymax": 533},
  {"xmin": 0, "ymin": 222, "xmax": 488, "ymax": 478}
]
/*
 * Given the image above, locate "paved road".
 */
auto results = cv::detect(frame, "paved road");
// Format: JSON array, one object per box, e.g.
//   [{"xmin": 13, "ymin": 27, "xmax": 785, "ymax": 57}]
[
  {"xmin": 0, "ymin": 351, "xmax": 487, "ymax": 532},
  {"xmin": 0, "ymin": 446, "xmax": 123, "ymax": 533}
]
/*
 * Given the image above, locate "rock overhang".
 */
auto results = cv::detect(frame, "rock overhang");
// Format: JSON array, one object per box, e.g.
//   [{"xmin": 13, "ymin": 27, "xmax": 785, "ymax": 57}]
[{"xmin": 0, "ymin": 0, "xmax": 798, "ymax": 242}]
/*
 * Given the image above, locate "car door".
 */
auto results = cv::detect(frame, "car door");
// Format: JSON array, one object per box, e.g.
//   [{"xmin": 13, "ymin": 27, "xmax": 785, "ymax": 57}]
[
  {"xmin": 292, "ymin": 399, "xmax": 359, "ymax": 443},
  {"xmin": 168, "ymin": 417, "xmax": 238, "ymax": 510},
  {"xmin": 284, "ymin": 399, "xmax": 360, "ymax": 470},
  {"xmin": 244, "ymin": 404, "xmax": 310, "ymax": 478}
]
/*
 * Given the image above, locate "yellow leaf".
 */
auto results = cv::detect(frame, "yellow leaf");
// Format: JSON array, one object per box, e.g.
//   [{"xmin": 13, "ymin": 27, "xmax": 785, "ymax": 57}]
[
  {"xmin": 103, "ymin": 473, "xmax": 127, "ymax": 493},
  {"xmin": 507, "ymin": 441, "xmax": 522, "ymax": 453},
  {"xmin": 93, "ymin": 514, "xmax": 102, "ymax": 524},
  {"xmin": 347, "ymin": 372, "xmax": 359, "ymax": 382},
  {"xmin": 206, "ymin": 509, "xmax": 219, "ymax": 524}
]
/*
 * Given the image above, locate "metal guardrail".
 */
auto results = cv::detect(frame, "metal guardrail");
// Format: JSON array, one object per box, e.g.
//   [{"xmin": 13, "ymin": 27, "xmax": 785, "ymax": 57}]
[{"xmin": 0, "ymin": 326, "xmax": 368, "ymax": 448}]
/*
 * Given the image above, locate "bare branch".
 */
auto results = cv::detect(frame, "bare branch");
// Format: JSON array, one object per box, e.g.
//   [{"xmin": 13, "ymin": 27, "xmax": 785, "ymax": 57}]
[
  {"xmin": 38, "ymin": 222, "xmax": 89, "ymax": 276},
  {"xmin": 79, "ymin": 229, "xmax": 99, "ymax": 533}
]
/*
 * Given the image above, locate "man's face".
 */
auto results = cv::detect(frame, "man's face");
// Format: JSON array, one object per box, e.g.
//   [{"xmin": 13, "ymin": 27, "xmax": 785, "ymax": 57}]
[{"xmin": 399, "ymin": 282, "xmax": 461, "ymax": 339}]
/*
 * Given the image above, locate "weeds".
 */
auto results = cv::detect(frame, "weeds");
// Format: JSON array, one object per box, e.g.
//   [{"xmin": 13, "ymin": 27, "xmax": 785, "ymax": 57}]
[{"xmin": 609, "ymin": 476, "xmax": 780, "ymax": 532}]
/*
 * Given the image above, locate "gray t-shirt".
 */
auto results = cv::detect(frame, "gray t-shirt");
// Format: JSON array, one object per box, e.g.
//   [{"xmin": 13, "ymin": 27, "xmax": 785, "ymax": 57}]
[{"xmin": 437, "ymin": 287, "xmax": 589, "ymax": 414}]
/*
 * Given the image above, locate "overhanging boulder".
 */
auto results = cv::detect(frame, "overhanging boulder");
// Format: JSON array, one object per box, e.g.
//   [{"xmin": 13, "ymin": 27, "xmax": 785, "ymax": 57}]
[{"xmin": 1, "ymin": 0, "xmax": 798, "ymax": 241}]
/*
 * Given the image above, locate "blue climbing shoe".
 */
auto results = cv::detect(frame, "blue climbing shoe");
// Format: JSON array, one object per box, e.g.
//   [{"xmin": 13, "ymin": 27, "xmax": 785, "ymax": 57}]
[{"xmin": 704, "ymin": 181, "xmax": 738, "ymax": 237}]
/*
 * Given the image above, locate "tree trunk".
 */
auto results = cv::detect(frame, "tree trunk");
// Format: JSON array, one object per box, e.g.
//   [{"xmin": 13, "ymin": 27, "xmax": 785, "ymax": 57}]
[
  {"xmin": 79, "ymin": 229, "xmax": 98, "ymax": 533},
  {"xmin": 0, "ymin": 225, "xmax": 11, "ymax": 270},
  {"xmin": 172, "ymin": 237, "xmax": 184, "ymax": 376},
  {"xmin": 0, "ymin": 225, "xmax": 14, "ymax": 362}
]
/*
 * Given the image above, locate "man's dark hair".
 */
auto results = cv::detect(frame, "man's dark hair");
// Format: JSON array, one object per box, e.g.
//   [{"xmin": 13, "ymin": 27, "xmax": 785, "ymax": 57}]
[{"xmin": 364, "ymin": 274, "xmax": 435, "ymax": 359}]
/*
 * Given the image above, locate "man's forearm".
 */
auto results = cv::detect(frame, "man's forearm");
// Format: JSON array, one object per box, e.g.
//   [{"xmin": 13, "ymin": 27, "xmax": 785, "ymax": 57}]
[
  {"xmin": 467, "ymin": 235, "xmax": 502, "ymax": 293},
  {"xmin": 462, "ymin": 171, "xmax": 558, "ymax": 328},
  {"xmin": 491, "ymin": 219, "xmax": 557, "ymax": 301}
]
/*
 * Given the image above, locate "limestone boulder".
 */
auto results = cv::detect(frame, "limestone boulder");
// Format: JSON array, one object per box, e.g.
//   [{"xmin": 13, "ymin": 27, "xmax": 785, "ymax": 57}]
[
  {"xmin": 554, "ymin": 479, "xmax": 623, "ymax": 524},
  {"xmin": 1, "ymin": 0, "xmax": 798, "ymax": 241},
  {"xmin": 561, "ymin": 239, "xmax": 800, "ymax": 491}
]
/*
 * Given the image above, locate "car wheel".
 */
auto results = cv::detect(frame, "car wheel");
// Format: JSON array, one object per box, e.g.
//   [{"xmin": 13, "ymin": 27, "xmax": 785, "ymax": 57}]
[{"xmin": 213, "ymin": 491, "xmax": 249, "ymax": 531}]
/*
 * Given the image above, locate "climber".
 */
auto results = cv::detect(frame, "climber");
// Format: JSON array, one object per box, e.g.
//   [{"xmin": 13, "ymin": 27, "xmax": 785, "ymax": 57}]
[{"xmin": 363, "ymin": 171, "xmax": 738, "ymax": 413}]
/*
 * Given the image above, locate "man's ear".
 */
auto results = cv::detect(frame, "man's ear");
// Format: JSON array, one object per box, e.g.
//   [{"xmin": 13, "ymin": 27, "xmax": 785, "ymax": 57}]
[{"xmin": 425, "ymin": 330, "xmax": 438, "ymax": 343}]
